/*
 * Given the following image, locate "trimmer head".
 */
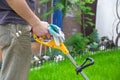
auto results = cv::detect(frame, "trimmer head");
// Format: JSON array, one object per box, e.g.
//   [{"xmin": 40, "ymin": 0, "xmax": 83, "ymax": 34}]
[{"xmin": 76, "ymin": 57, "xmax": 94, "ymax": 74}]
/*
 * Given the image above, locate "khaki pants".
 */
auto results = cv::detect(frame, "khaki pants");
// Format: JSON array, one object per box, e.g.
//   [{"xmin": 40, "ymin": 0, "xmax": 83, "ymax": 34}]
[{"xmin": 0, "ymin": 24, "xmax": 32, "ymax": 80}]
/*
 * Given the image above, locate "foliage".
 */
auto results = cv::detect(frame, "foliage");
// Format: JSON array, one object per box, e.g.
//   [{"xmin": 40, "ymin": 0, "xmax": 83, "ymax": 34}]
[
  {"xmin": 87, "ymin": 29, "xmax": 99, "ymax": 43},
  {"xmin": 65, "ymin": 33, "xmax": 89, "ymax": 55},
  {"xmin": 39, "ymin": 0, "xmax": 95, "ymax": 21},
  {"xmin": 71, "ymin": 0, "xmax": 95, "ymax": 36},
  {"xmin": 39, "ymin": 0, "xmax": 66, "ymax": 19}
]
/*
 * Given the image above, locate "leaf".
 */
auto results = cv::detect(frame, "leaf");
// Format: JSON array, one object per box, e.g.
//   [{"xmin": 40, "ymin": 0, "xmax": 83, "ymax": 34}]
[
  {"xmin": 39, "ymin": 0, "xmax": 50, "ymax": 5},
  {"xmin": 86, "ymin": 21, "xmax": 95, "ymax": 26},
  {"xmin": 68, "ymin": 0, "xmax": 79, "ymax": 4},
  {"xmin": 85, "ymin": 17, "xmax": 92, "ymax": 21},
  {"xmin": 40, "ymin": 9, "xmax": 54, "ymax": 19},
  {"xmin": 54, "ymin": 3, "xmax": 64, "ymax": 10},
  {"xmin": 85, "ymin": 0, "xmax": 95, "ymax": 4},
  {"xmin": 86, "ymin": 12, "xmax": 95, "ymax": 16}
]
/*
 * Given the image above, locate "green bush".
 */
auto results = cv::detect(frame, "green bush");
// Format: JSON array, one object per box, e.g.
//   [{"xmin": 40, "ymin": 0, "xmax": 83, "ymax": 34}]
[
  {"xmin": 65, "ymin": 33, "xmax": 89, "ymax": 55},
  {"xmin": 87, "ymin": 29, "xmax": 99, "ymax": 43}
]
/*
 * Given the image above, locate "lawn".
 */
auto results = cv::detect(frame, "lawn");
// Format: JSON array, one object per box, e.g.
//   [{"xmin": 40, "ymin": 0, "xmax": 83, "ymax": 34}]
[{"xmin": 28, "ymin": 49, "xmax": 120, "ymax": 80}]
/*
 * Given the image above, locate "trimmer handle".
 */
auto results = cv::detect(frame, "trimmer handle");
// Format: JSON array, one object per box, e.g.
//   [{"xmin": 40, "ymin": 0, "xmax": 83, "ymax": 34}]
[{"xmin": 76, "ymin": 57, "xmax": 94, "ymax": 74}]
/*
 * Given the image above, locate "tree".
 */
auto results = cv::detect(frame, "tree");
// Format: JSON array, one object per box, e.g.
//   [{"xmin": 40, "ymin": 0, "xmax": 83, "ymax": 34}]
[{"xmin": 39, "ymin": 0, "xmax": 95, "ymax": 36}]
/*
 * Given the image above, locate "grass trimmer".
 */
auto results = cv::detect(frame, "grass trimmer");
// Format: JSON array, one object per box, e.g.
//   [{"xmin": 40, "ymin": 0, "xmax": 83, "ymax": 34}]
[{"xmin": 33, "ymin": 24, "xmax": 94, "ymax": 80}]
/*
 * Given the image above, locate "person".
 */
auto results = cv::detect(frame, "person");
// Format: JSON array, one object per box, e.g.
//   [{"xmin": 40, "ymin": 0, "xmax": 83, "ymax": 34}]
[{"xmin": 0, "ymin": 0, "xmax": 50, "ymax": 80}]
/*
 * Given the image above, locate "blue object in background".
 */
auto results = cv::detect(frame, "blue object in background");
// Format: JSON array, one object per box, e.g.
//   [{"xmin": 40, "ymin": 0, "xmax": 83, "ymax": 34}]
[{"xmin": 53, "ymin": 0, "xmax": 63, "ymax": 31}]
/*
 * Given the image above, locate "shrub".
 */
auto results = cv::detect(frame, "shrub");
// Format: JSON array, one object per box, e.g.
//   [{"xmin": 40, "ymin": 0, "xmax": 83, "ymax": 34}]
[{"xmin": 65, "ymin": 33, "xmax": 89, "ymax": 55}]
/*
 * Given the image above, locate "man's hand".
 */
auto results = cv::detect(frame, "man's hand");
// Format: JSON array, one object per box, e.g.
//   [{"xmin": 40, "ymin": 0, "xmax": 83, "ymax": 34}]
[{"xmin": 32, "ymin": 21, "xmax": 50, "ymax": 38}]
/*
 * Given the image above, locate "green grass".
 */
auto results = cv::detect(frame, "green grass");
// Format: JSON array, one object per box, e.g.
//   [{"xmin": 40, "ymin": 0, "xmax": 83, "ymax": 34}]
[{"xmin": 28, "ymin": 49, "xmax": 120, "ymax": 80}]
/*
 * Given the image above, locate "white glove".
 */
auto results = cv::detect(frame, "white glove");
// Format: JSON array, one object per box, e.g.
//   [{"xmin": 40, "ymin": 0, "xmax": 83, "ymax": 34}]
[{"xmin": 48, "ymin": 24, "xmax": 65, "ymax": 46}]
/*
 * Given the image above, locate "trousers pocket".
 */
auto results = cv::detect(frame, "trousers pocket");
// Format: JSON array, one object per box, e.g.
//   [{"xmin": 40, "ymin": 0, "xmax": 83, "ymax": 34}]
[{"xmin": 0, "ymin": 31, "xmax": 10, "ymax": 49}]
